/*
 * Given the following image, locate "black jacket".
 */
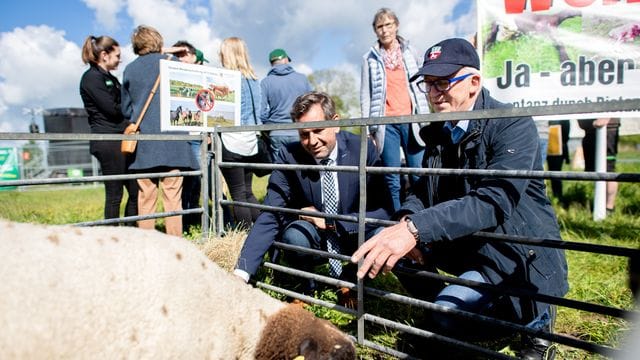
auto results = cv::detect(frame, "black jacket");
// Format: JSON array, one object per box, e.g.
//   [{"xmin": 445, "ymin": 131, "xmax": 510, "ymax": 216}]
[
  {"xmin": 236, "ymin": 131, "xmax": 393, "ymax": 276},
  {"xmin": 401, "ymin": 88, "xmax": 569, "ymax": 323},
  {"xmin": 79, "ymin": 64, "xmax": 128, "ymax": 134}
]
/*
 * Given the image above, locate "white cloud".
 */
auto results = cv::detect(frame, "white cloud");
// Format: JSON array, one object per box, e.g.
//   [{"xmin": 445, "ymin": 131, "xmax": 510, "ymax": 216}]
[
  {"xmin": 81, "ymin": 0, "xmax": 126, "ymax": 30},
  {"xmin": 125, "ymin": 0, "xmax": 215, "ymax": 46},
  {"xmin": 0, "ymin": 0, "xmax": 477, "ymax": 135},
  {"xmin": 0, "ymin": 25, "xmax": 84, "ymax": 132},
  {"xmin": 123, "ymin": 0, "xmax": 221, "ymax": 66},
  {"xmin": 209, "ymin": 0, "xmax": 476, "ymax": 78},
  {"xmin": 295, "ymin": 63, "xmax": 313, "ymax": 77}
]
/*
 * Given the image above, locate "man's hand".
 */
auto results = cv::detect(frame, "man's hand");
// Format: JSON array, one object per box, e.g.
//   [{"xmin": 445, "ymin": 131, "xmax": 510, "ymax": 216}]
[
  {"xmin": 299, "ymin": 206, "xmax": 326, "ymax": 229},
  {"xmin": 351, "ymin": 222, "xmax": 420, "ymax": 279}
]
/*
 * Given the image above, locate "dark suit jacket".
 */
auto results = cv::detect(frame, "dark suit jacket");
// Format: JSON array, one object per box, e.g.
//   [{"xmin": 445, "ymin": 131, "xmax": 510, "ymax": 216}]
[{"xmin": 236, "ymin": 131, "xmax": 393, "ymax": 276}]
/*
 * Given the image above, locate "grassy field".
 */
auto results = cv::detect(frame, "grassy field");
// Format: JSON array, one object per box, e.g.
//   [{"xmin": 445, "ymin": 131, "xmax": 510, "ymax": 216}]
[{"xmin": 0, "ymin": 141, "xmax": 638, "ymax": 359}]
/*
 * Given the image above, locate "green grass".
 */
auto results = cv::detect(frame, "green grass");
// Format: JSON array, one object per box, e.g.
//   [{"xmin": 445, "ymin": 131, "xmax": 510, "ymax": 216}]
[
  {"xmin": 483, "ymin": 16, "xmax": 582, "ymax": 78},
  {"xmin": 0, "ymin": 144, "xmax": 638, "ymax": 359}
]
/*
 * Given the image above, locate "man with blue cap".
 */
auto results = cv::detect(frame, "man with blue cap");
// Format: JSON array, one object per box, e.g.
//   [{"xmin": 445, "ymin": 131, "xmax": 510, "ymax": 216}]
[{"xmin": 351, "ymin": 38, "xmax": 568, "ymax": 360}]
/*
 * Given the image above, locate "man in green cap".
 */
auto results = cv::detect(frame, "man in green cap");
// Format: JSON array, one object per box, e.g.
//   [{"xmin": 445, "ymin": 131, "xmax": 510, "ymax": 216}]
[{"xmin": 260, "ymin": 48, "xmax": 312, "ymax": 159}]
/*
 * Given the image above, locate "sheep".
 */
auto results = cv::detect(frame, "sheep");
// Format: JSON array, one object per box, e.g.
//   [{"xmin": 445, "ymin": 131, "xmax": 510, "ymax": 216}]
[{"xmin": 0, "ymin": 219, "xmax": 355, "ymax": 360}]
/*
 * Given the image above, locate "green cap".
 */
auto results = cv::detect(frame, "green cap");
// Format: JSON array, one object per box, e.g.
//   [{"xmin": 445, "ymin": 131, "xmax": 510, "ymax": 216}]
[
  {"xmin": 195, "ymin": 49, "xmax": 209, "ymax": 64},
  {"xmin": 269, "ymin": 48, "xmax": 291, "ymax": 62}
]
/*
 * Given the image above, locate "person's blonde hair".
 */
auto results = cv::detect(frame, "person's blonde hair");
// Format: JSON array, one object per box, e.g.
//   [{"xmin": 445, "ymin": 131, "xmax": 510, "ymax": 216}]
[
  {"xmin": 131, "ymin": 25, "xmax": 163, "ymax": 55},
  {"xmin": 219, "ymin": 37, "xmax": 257, "ymax": 80},
  {"xmin": 81, "ymin": 35, "xmax": 119, "ymax": 65}
]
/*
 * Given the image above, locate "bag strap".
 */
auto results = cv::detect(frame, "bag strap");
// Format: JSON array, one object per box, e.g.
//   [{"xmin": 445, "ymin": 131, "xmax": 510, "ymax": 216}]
[
  {"xmin": 245, "ymin": 78, "xmax": 258, "ymax": 125},
  {"xmin": 130, "ymin": 74, "xmax": 161, "ymax": 131}
]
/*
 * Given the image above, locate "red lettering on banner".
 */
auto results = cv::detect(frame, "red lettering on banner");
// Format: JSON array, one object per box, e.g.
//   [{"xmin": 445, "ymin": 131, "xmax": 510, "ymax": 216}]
[{"xmin": 504, "ymin": 0, "xmax": 639, "ymax": 13}]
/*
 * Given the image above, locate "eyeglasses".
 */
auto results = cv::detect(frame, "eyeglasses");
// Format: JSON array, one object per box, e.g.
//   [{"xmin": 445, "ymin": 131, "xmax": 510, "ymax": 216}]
[{"xmin": 416, "ymin": 73, "xmax": 474, "ymax": 93}]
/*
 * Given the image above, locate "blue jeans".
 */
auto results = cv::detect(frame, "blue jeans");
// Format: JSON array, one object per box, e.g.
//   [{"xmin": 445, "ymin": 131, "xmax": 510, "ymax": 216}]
[
  {"xmin": 538, "ymin": 138, "xmax": 548, "ymax": 167},
  {"xmin": 381, "ymin": 124, "xmax": 424, "ymax": 211},
  {"xmin": 432, "ymin": 271, "xmax": 494, "ymax": 333},
  {"xmin": 268, "ymin": 135, "xmax": 298, "ymax": 160},
  {"xmin": 397, "ymin": 266, "xmax": 554, "ymax": 339}
]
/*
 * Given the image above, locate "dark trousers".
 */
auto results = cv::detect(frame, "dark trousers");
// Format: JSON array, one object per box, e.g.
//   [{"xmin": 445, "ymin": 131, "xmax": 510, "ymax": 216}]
[
  {"xmin": 582, "ymin": 126, "xmax": 619, "ymax": 172},
  {"xmin": 221, "ymin": 144, "xmax": 260, "ymax": 227},
  {"xmin": 90, "ymin": 140, "xmax": 138, "ymax": 221},
  {"xmin": 182, "ymin": 175, "xmax": 201, "ymax": 229}
]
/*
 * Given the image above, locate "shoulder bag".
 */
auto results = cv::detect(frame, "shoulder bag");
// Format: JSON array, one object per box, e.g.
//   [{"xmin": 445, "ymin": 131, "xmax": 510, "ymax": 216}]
[{"xmin": 121, "ymin": 74, "xmax": 161, "ymax": 154}]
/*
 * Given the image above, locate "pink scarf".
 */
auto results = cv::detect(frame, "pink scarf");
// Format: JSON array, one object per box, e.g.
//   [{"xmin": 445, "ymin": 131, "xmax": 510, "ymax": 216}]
[{"xmin": 381, "ymin": 41, "xmax": 403, "ymax": 71}]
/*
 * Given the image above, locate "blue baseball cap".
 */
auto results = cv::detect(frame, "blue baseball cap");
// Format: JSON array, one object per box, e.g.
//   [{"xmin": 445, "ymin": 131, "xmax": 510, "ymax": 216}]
[{"xmin": 410, "ymin": 38, "xmax": 480, "ymax": 81}]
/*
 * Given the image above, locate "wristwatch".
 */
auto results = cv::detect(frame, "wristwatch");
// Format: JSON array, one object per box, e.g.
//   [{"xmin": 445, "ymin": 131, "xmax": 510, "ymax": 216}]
[{"xmin": 404, "ymin": 217, "xmax": 420, "ymax": 243}]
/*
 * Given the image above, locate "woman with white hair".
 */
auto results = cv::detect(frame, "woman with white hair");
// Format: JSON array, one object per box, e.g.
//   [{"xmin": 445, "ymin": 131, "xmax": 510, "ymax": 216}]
[{"xmin": 360, "ymin": 7, "xmax": 430, "ymax": 212}]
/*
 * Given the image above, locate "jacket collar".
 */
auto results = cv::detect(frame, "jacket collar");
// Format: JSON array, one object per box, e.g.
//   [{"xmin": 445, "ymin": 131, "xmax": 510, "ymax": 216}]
[{"xmin": 419, "ymin": 87, "xmax": 489, "ymax": 146}]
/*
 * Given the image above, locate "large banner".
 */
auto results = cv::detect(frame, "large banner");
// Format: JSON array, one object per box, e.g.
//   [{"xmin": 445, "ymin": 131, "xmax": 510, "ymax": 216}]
[
  {"xmin": 160, "ymin": 60, "xmax": 241, "ymax": 132},
  {"xmin": 478, "ymin": 0, "xmax": 640, "ymax": 119}
]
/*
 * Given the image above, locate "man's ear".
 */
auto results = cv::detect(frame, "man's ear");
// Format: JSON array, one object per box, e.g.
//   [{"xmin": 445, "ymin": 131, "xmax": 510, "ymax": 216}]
[{"xmin": 469, "ymin": 74, "xmax": 482, "ymax": 96}]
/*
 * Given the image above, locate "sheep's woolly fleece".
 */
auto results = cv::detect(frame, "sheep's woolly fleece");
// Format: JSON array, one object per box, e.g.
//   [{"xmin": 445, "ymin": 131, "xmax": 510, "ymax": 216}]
[{"xmin": 0, "ymin": 220, "xmax": 355, "ymax": 359}]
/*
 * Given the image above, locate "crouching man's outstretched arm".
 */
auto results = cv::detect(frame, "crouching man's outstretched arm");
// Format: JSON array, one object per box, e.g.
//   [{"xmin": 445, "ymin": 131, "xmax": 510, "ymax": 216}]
[{"xmin": 351, "ymin": 219, "xmax": 422, "ymax": 279}]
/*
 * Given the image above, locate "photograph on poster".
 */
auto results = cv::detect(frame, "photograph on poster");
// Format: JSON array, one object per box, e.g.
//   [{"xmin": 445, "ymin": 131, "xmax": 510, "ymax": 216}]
[
  {"xmin": 160, "ymin": 59, "xmax": 241, "ymax": 132},
  {"xmin": 477, "ymin": 0, "xmax": 640, "ymax": 120}
]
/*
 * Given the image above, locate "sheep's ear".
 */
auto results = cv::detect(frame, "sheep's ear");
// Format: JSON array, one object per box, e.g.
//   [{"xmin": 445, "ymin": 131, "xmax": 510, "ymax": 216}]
[{"xmin": 298, "ymin": 338, "xmax": 319, "ymax": 359}]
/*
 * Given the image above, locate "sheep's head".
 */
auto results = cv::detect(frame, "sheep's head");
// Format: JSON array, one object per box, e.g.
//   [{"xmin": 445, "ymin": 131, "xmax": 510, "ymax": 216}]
[{"xmin": 255, "ymin": 304, "xmax": 356, "ymax": 360}]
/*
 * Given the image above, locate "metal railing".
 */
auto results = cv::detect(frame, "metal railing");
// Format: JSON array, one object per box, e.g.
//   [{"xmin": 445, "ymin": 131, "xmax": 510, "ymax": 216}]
[
  {"xmin": 0, "ymin": 132, "xmax": 212, "ymax": 239},
  {"xmin": 213, "ymin": 98, "xmax": 640, "ymax": 359},
  {"xmin": 1, "ymin": 98, "xmax": 639, "ymax": 358}
]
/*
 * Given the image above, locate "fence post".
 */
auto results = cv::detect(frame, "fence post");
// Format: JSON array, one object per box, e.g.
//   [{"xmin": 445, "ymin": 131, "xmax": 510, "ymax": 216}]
[
  {"xmin": 593, "ymin": 126, "xmax": 607, "ymax": 221},
  {"xmin": 356, "ymin": 127, "xmax": 368, "ymax": 345},
  {"xmin": 200, "ymin": 132, "xmax": 210, "ymax": 240},
  {"xmin": 211, "ymin": 129, "xmax": 224, "ymax": 236}
]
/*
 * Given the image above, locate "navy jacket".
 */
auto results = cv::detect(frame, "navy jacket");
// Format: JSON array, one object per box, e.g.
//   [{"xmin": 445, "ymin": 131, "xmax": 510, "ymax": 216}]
[
  {"xmin": 236, "ymin": 131, "xmax": 393, "ymax": 276},
  {"xmin": 401, "ymin": 88, "xmax": 569, "ymax": 322}
]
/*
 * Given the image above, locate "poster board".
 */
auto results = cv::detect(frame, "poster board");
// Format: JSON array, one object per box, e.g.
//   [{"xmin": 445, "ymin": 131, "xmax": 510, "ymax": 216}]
[
  {"xmin": 477, "ymin": 0, "xmax": 640, "ymax": 120},
  {"xmin": 0, "ymin": 147, "xmax": 19, "ymax": 190},
  {"xmin": 160, "ymin": 60, "xmax": 241, "ymax": 131}
]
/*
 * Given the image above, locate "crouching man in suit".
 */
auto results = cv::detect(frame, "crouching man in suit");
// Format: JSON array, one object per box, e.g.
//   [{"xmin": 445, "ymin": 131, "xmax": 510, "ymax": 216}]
[{"xmin": 234, "ymin": 91, "xmax": 393, "ymax": 293}]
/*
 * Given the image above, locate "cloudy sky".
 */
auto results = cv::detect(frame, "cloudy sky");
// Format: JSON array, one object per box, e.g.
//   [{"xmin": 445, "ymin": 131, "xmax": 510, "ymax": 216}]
[{"xmin": 0, "ymin": 0, "xmax": 477, "ymax": 135}]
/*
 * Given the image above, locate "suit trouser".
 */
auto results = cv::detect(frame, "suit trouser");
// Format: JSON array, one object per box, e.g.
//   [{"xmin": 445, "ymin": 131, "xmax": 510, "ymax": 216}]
[{"xmin": 137, "ymin": 170, "xmax": 183, "ymax": 237}]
